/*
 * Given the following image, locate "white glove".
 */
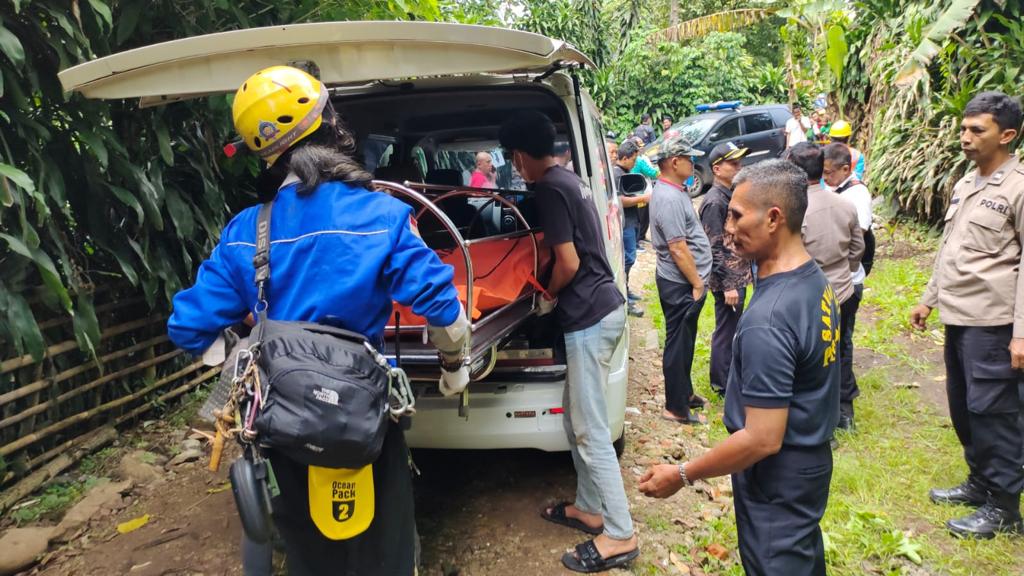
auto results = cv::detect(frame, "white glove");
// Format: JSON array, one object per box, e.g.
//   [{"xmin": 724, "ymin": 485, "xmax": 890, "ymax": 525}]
[
  {"xmin": 201, "ymin": 333, "xmax": 228, "ymax": 366},
  {"xmin": 538, "ymin": 295, "xmax": 557, "ymax": 317},
  {"xmin": 427, "ymin": 304, "xmax": 470, "ymax": 356},
  {"xmin": 439, "ymin": 365, "xmax": 470, "ymax": 397}
]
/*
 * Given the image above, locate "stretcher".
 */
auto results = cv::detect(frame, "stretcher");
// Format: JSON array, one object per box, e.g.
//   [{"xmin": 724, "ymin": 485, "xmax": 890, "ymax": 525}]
[{"xmin": 373, "ymin": 180, "xmax": 552, "ymax": 382}]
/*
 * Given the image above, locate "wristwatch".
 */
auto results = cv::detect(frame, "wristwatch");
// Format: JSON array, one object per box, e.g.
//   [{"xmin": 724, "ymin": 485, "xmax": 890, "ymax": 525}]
[
  {"xmin": 437, "ymin": 353, "xmax": 465, "ymax": 373},
  {"xmin": 678, "ymin": 463, "xmax": 693, "ymax": 486}
]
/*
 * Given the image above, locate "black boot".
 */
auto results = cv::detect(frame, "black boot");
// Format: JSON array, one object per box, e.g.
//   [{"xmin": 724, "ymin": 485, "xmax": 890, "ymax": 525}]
[
  {"xmin": 837, "ymin": 403, "xmax": 855, "ymax": 431},
  {"xmin": 946, "ymin": 503, "xmax": 1023, "ymax": 539},
  {"xmin": 929, "ymin": 479, "xmax": 988, "ymax": 507},
  {"xmin": 837, "ymin": 414, "xmax": 855, "ymax": 431}
]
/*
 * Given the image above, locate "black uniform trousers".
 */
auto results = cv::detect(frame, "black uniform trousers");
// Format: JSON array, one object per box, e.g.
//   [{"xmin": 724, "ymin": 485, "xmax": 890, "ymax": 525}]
[
  {"xmin": 710, "ymin": 287, "xmax": 746, "ymax": 395},
  {"xmin": 267, "ymin": 422, "xmax": 416, "ymax": 576},
  {"xmin": 838, "ymin": 284, "xmax": 862, "ymax": 418},
  {"xmin": 657, "ymin": 275, "xmax": 706, "ymax": 416},
  {"xmin": 944, "ymin": 325, "xmax": 1024, "ymax": 509},
  {"xmin": 732, "ymin": 443, "xmax": 832, "ymax": 576},
  {"xmin": 638, "ymin": 205, "xmax": 650, "ymax": 242}
]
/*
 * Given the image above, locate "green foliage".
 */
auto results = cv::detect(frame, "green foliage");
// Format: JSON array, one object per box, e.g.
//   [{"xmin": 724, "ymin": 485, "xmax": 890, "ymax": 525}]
[
  {"xmin": 516, "ymin": 0, "xmax": 609, "ymax": 68},
  {"xmin": 854, "ymin": 242, "xmax": 935, "ymax": 362},
  {"xmin": 509, "ymin": 0, "xmax": 789, "ymax": 135},
  {"xmin": 755, "ymin": 63, "xmax": 789, "ymax": 101},
  {"xmin": 841, "ymin": 0, "xmax": 1023, "ymax": 221},
  {"xmin": 0, "ymin": 0, "xmax": 440, "ymax": 360},
  {"xmin": 894, "ymin": 0, "xmax": 984, "ymax": 86},
  {"xmin": 647, "ymin": 9, "xmax": 777, "ymax": 45},
  {"xmin": 776, "ymin": 0, "xmax": 850, "ymax": 103},
  {"xmin": 11, "ymin": 475, "xmax": 101, "ymax": 525},
  {"xmin": 77, "ymin": 447, "xmax": 117, "ymax": 475},
  {"xmin": 826, "ymin": 510, "xmax": 924, "ymax": 568},
  {"xmin": 439, "ymin": 0, "xmax": 505, "ymax": 26},
  {"xmin": 591, "ymin": 32, "xmax": 786, "ymax": 138},
  {"xmin": 825, "ymin": 24, "xmax": 847, "ymax": 91}
]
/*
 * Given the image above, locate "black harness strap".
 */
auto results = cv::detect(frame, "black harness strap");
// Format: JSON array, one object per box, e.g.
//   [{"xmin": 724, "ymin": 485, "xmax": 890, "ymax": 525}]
[{"xmin": 252, "ymin": 201, "xmax": 273, "ymax": 343}]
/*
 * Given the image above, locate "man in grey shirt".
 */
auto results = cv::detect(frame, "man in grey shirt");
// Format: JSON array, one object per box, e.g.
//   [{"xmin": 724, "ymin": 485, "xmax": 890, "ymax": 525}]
[{"xmin": 649, "ymin": 135, "xmax": 713, "ymax": 423}]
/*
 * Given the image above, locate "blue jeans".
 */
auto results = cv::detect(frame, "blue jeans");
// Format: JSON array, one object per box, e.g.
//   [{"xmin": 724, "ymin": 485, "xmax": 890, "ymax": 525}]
[
  {"xmin": 623, "ymin": 223, "xmax": 638, "ymax": 294},
  {"xmin": 623, "ymin": 223, "xmax": 637, "ymax": 273},
  {"xmin": 563, "ymin": 306, "xmax": 633, "ymax": 540}
]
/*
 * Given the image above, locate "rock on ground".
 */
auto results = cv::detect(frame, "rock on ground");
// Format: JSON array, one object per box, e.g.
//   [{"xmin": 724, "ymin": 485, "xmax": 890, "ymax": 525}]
[
  {"xmin": 0, "ymin": 526, "xmax": 55, "ymax": 575},
  {"xmin": 165, "ymin": 448, "xmax": 204, "ymax": 468},
  {"xmin": 118, "ymin": 451, "xmax": 164, "ymax": 485},
  {"xmin": 53, "ymin": 479, "xmax": 133, "ymax": 541}
]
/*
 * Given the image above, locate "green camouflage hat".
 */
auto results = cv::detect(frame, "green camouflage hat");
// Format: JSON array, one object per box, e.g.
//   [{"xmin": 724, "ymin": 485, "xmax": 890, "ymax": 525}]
[{"xmin": 646, "ymin": 132, "xmax": 705, "ymax": 163}]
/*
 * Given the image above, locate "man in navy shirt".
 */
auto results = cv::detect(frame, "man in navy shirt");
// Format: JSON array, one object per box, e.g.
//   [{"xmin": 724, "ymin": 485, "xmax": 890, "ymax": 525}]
[
  {"xmin": 640, "ymin": 159, "xmax": 840, "ymax": 575},
  {"xmin": 500, "ymin": 111, "xmax": 638, "ymax": 573}
]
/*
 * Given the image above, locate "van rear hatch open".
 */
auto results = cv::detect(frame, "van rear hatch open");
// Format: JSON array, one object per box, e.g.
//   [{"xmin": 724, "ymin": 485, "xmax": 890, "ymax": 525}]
[
  {"xmin": 58, "ymin": 22, "xmax": 583, "ymax": 386},
  {"xmin": 58, "ymin": 21, "xmax": 594, "ymax": 106}
]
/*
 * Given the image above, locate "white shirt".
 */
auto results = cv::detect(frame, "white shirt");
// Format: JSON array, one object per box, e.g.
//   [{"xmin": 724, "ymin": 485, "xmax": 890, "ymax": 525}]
[
  {"xmin": 837, "ymin": 175, "xmax": 872, "ymax": 284},
  {"xmin": 786, "ymin": 117, "xmax": 809, "ymax": 147}
]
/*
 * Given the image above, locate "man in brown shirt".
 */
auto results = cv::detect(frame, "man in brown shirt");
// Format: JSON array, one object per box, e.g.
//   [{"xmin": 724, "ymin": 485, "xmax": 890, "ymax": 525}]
[
  {"xmin": 910, "ymin": 91, "xmax": 1024, "ymax": 538},
  {"xmin": 786, "ymin": 143, "xmax": 864, "ymax": 431}
]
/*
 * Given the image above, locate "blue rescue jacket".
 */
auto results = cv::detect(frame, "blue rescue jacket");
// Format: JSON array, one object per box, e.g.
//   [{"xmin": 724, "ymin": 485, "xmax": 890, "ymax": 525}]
[{"xmin": 167, "ymin": 180, "xmax": 462, "ymax": 354}]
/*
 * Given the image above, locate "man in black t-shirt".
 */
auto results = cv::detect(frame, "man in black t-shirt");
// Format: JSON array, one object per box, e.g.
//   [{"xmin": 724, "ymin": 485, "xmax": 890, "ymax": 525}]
[
  {"xmin": 640, "ymin": 159, "xmax": 839, "ymax": 575},
  {"xmin": 499, "ymin": 112, "xmax": 638, "ymax": 574},
  {"xmin": 613, "ymin": 139, "xmax": 651, "ymax": 317}
]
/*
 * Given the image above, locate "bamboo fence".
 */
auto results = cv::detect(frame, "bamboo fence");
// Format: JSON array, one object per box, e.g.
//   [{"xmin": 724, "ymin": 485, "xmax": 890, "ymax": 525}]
[{"xmin": 0, "ymin": 286, "xmax": 218, "ymax": 510}]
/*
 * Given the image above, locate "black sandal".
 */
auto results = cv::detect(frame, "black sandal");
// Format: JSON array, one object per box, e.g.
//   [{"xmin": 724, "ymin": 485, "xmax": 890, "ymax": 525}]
[
  {"xmin": 689, "ymin": 394, "xmax": 707, "ymax": 410},
  {"xmin": 561, "ymin": 539, "xmax": 640, "ymax": 573},
  {"xmin": 540, "ymin": 502, "xmax": 603, "ymax": 535}
]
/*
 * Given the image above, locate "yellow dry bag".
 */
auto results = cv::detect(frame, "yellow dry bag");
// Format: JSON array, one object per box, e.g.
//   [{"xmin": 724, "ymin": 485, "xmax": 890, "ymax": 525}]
[{"xmin": 307, "ymin": 464, "xmax": 375, "ymax": 540}]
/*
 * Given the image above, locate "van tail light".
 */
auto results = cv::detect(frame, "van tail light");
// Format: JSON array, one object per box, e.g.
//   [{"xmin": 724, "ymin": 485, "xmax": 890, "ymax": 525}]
[{"xmin": 549, "ymin": 407, "xmax": 564, "ymax": 415}]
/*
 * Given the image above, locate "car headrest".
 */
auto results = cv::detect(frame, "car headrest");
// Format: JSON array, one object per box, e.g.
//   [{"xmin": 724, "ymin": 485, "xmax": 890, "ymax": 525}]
[
  {"xmin": 375, "ymin": 164, "xmax": 422, "ymax": 183},
  {"xmin": 425, "ymin": 169, "xmax": 464, "ymax": 187}
]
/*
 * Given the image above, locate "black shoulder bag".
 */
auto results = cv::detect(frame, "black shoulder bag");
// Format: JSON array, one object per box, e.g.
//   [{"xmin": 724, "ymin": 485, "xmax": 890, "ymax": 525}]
[{"xmin": 249, "ymin": 201, "xmax": 413, "ymax": 469}]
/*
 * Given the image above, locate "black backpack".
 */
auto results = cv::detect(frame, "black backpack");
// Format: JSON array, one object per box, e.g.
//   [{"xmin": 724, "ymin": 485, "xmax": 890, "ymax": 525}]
[{"xmin": 249, "ymin": 201, "xmax": 392, "ymax": 469}]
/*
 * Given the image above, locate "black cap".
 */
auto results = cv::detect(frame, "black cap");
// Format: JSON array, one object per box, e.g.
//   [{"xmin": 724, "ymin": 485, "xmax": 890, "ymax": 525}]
[{"xmin": 708, "ymin": 142, "xmax": 750, "ymax": 166}]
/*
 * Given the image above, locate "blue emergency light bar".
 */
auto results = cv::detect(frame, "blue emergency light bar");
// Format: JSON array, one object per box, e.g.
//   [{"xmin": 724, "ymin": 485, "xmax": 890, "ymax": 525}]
[{"xmin": 696, "ymin": 101, "xmax": 743, "ymax": 112}]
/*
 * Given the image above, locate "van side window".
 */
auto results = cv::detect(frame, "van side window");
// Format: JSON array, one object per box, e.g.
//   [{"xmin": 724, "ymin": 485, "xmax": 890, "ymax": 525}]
[
  {"xmin": 590, "ymin": 117, "xmax": 614, "ymax": 202},
  {"xmin": 743, "ymin": 113, "xmax": 775, "ymax": 134}
]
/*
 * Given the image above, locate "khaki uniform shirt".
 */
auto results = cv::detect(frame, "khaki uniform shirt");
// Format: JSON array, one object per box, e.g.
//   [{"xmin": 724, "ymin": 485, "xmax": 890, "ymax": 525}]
[
  {"xmin": 801, "ymin": 183, "xmax": 864, "ymax": 304},
  {"xmin": 921, "ymin": 155, "xmax": 1024, "ymax": 336}
]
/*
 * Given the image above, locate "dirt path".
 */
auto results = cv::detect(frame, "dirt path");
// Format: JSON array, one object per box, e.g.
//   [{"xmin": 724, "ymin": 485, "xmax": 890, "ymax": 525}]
[
  {"xmin": 20, "ymin": 249, "xmax": 713, "ymax": 576},
  {"xmin": 19, "ymin": 246, "xmax": 955, "ymax": 576}
]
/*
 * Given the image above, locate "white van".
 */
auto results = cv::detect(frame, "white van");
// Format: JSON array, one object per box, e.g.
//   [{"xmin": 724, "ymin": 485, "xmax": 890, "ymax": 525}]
[{"xmin": 59, "ymin": 21, "xmax": 630, "ymax": 454}]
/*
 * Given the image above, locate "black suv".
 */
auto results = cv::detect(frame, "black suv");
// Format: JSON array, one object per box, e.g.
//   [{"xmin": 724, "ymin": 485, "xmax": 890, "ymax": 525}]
[{"xmin": 643, "ymin": 103, "xmax": 793, "ymax": 195}]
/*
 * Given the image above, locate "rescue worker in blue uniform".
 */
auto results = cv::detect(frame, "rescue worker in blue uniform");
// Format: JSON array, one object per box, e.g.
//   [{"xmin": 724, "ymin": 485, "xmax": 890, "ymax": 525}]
[{"xmin": 167, "ymin": 65, "xmax": 470, "ymax": 575}]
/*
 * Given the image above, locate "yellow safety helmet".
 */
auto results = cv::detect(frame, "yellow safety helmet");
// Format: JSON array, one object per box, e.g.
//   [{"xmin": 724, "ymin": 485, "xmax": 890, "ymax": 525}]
[
  {"xmin": 830, "ymin": 120, "xmax": 852, "ymax": 138},
  {"xmin": 232, "ymin": 66, "xmax": 329, "ymax": 165}
]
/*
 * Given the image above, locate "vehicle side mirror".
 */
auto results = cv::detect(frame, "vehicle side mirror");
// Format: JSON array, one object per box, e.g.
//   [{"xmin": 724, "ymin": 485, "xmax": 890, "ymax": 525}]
[{"xmin": 618, "ymin": 173, "xmax": 650, "ymax": 196}]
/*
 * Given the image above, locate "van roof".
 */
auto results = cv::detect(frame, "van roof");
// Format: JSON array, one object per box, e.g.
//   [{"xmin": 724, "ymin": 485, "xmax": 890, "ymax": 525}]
[{"xmin": 58, "ymin": 21, "xmax": 596, "ymax": 107}]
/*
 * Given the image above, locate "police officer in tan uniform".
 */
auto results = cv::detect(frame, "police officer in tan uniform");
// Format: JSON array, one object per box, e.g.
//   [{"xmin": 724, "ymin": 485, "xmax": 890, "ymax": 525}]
[{"xmin": 911, "ymin": 91, "xmax": 1024, "ymax": 538}]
